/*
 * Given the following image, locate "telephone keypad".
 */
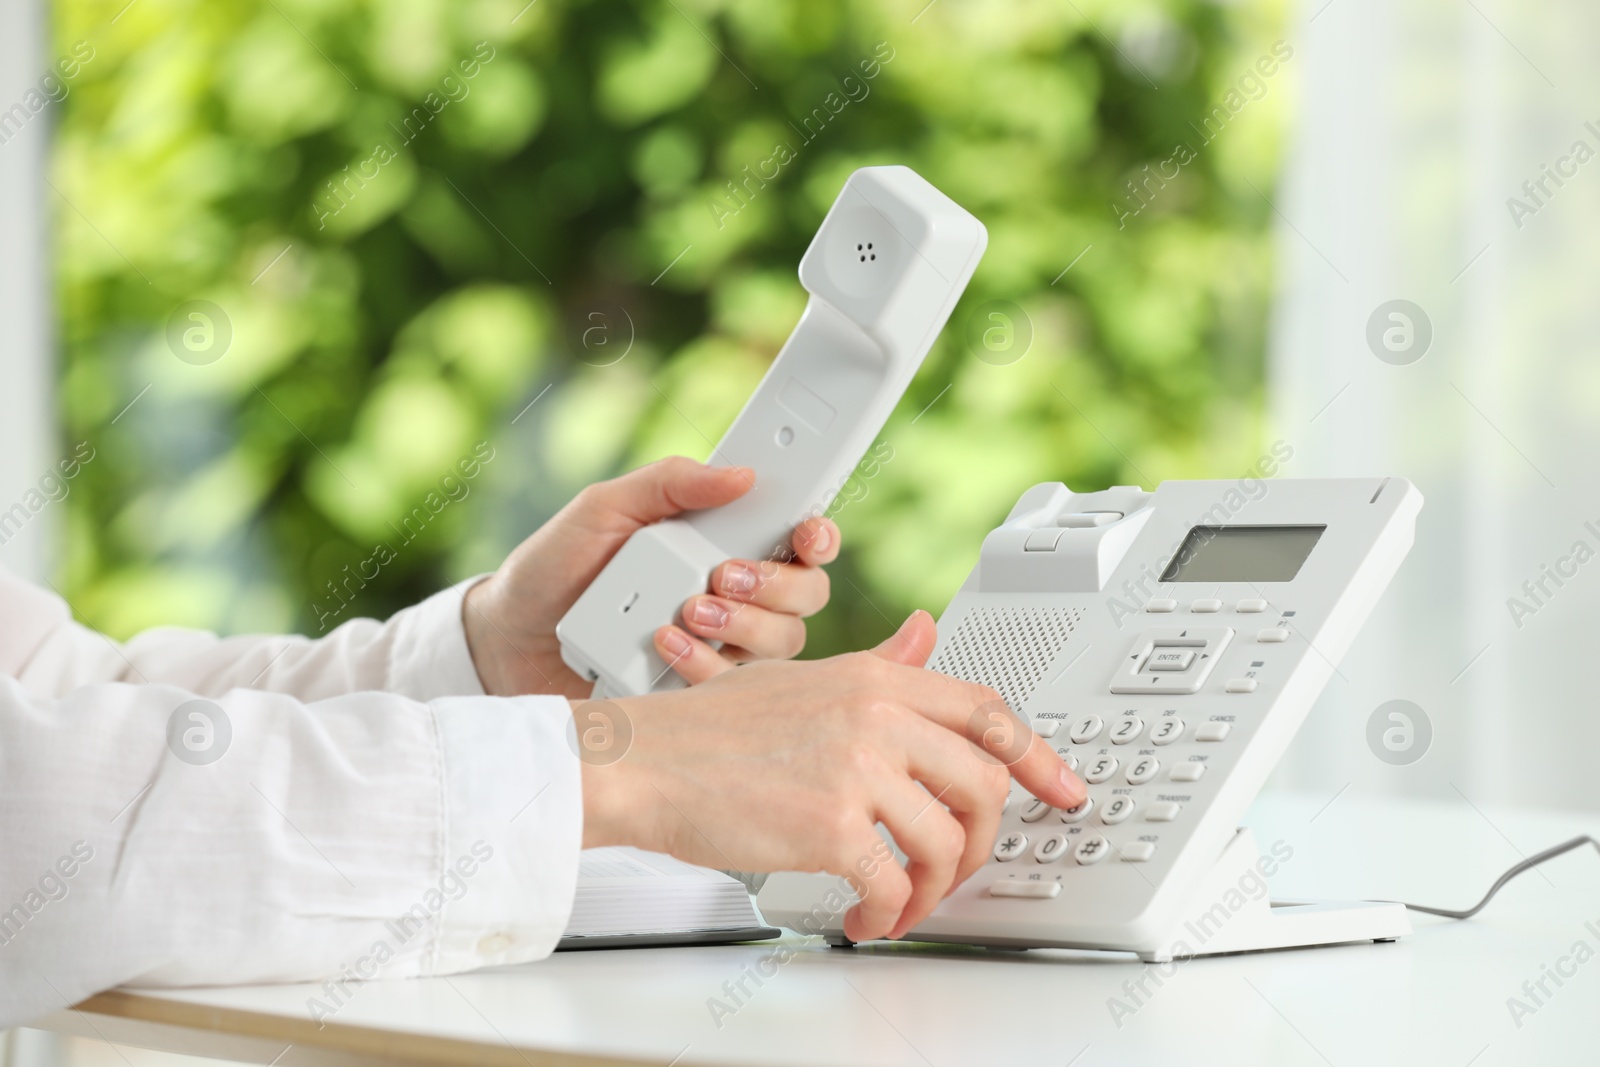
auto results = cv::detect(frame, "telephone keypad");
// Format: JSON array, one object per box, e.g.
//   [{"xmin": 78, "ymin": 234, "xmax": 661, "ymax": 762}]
[{"xmin": 991, "ymin": 693, "xmax": 1236, "ymax": 890}]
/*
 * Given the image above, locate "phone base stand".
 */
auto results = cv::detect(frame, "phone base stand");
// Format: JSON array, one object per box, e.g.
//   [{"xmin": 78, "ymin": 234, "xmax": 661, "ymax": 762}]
[{"xmin": 1128, "ymin": 828, "xmax": 1411, "ymax": 963}]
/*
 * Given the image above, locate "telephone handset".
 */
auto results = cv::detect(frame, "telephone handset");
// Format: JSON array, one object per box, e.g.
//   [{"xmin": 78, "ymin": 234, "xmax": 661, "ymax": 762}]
[
  {"xmin": 557, "ymin": 165, "xmax": 986, "ymax": 699},
  {"xmin": 758, "ymin": 476, "xmax": 1423, "ymax": 961}
]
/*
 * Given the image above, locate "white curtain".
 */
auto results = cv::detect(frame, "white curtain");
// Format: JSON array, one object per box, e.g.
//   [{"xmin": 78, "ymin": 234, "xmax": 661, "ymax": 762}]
[
  {"xmin": 1267, "ymin": 0, "xmax": 1600, "ymax": 810},
  {"xmin": 0, "ymin": 0, "xmax": 54, "ymax": 583}
]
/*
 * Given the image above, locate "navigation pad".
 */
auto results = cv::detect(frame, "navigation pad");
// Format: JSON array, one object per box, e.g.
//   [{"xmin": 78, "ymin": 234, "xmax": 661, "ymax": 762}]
[{"xmin": 1109, "ymin": 627, "xmax": 1235, "ymax": 695}]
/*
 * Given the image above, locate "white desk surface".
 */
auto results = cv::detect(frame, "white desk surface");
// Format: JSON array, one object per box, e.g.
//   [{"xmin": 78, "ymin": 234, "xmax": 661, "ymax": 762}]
[{"xmin": 38, "ymin": 791, "xmax": 1600, "ymax": 1067}]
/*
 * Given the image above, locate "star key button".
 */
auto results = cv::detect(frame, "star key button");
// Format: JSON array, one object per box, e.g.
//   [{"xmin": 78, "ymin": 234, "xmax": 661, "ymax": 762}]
[{"xmin": 994, "ymin": 831, "xmax": 1028, "ymax": 862}]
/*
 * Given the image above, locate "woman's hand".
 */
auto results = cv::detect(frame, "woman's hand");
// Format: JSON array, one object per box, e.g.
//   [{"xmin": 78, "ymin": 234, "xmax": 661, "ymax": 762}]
[
  {"xmin": 577, "ymin": 612, "xmax": 1088, "ymax": 943},
  {"xmin": 463, "ymin": 457, "xmax": 840, "ymax": 698}
]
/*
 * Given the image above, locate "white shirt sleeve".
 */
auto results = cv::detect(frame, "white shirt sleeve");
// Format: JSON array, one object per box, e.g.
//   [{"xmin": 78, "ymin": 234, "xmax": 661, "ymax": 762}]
[
  {"xmin": 0, "ymin": 570, "xmax": 583, "ymax": 1031},
  {"xmin": 0, "ymin": 565, "xmax": 494, "ymax": 704}
]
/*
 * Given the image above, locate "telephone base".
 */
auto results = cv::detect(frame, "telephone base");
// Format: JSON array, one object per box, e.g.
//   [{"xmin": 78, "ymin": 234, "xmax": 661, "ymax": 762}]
[
  {"xmin": 812, "ymin": 828, "xmax": 1411, "ymax": 961},
  {"xmin": 1133, "ymin": 827, "xmax": 1412, "ymax": 962},
  {"xmin": 1135, "ymin": 898, "xmax": 1411, "ymax": 963}
]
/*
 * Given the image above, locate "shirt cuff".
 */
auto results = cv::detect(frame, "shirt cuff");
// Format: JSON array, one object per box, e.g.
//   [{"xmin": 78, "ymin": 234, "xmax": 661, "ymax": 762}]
[
  {"xmin": 387, "ymin": 576, "xmax": 491, "ymax": 701},
  {"xmin": 428, "ymin": 694, "xmax": 582, "ymax": 974}
]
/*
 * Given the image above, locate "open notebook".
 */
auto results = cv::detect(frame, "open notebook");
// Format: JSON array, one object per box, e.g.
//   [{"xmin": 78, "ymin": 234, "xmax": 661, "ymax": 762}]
[{"xmin": 558, "ymin": 847, "xmax": 780, "ymax": 950}]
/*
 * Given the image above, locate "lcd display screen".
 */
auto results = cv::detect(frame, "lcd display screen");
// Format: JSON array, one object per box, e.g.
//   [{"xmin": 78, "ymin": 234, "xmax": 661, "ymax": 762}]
[{"xmin": 1159, "ymin": 525, "xmax": 1326, "ymax": 583}]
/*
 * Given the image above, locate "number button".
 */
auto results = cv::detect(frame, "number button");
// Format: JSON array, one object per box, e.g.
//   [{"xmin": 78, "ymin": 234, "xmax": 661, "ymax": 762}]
[
  {"xmin": 1074, "ymin": 835, "xmax": 1110, "ymax": 865},
  {"xmin": 1069, "ymin": 716, "xmax": 1104, "ymax": 744},
  {"xmin": 1020, "ymin": 798, "xmax": 1053, "ymax": 823},
  {"xmin": 1034, "ymin": 834, "xmax": 1070, "ymax": 863},
  {"xmin": 1126, "ymin": 757, "xmax": 1160, "ymax": 784},
  {"xmin": 1151, "ymin": 719, "xmax": 1185, "ymax": 745},
  {"xmin": 1101, "ymin": 797, "xmax": 1136, "ymax": 824},
  {"xmin": 1110, "ymin": 717, "xmax": 1144, "ymax": 745},
  {"xmin": 1084, "ymin": 756, "xmax": 1119, "ymax": 783},
  {"xmin": 1059, "ymin": 797, "xmax": 1095, "ymax": 823},
  {"xmin": 994, "ymin": 832, "xmax": 1028, "ymax": 861}
]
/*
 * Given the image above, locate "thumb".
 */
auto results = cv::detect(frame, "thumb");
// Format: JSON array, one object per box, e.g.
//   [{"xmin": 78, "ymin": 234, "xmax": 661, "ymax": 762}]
[
  {"xmin": 582, "ymin": 456, "xmax": 755, "ymax": 529},
  {"xmin": 871, "ymin": 610, "xmax": 938, "ymax": 668}
]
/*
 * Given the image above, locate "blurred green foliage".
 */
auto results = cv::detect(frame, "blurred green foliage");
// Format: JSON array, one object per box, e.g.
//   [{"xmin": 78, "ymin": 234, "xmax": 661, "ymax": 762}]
[{"xmin": 53, "ymin": 0, "xmax": 1287, "ymax": 656}]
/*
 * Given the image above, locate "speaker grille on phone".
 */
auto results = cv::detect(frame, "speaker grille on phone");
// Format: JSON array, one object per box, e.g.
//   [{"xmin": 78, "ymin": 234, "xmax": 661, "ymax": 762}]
[{"xmin": 928, "ymin": 606, "xmax": 1080, "ymax": 712}]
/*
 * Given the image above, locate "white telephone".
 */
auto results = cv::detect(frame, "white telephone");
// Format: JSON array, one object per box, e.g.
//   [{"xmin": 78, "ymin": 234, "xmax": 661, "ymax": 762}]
[
  {"xmin": 758, "ymin": 476, "xmax": 1423, "ymax": 961},
  {"xmin": 557, "ymin": 165, "xmax": 986, "ymax": 698}
]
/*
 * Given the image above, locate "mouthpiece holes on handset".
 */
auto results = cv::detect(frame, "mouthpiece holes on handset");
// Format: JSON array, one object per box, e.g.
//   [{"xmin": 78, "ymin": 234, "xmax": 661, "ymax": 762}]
[{"xmin": 776, "ymin": 426, "xmax": 795, "ymax": 446}]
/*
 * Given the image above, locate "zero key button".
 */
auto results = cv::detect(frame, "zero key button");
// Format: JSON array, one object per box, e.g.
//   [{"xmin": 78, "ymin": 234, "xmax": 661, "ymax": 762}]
[{"xmin": 1034, "ymin": 834, "xmax": 1070, "ymax": 863}]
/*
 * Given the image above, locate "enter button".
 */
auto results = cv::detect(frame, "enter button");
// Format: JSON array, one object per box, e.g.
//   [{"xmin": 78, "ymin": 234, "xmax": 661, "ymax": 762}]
[{"xmin": 1146, "ymin": 650, "xmax": 1196, "ymax": 672}]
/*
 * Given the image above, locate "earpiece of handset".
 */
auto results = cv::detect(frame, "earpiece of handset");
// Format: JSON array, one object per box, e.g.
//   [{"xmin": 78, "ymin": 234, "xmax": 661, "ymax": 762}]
[{"xmin": 556, "ymin": 165, "xmax": 988, "ymax": 698}]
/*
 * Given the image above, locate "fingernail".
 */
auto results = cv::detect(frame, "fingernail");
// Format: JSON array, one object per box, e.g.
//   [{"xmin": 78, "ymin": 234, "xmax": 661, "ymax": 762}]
[
  {"xmin": 721, "ymin": 562, "xmax": 758, "ymax": 596},
  {"xmin": 811, "ymin": 523, "xmax": 832, "ymax": 554},
  {"xmin": 658, "ymin": 627, "xmax": 691, "ymax": 658},
  {"xmin": 1060, "ymin": 766, "xmax": 1087, "ymax": 805},
  {"xmin": 690, "ymin": 599, "xmax": 729, "ymax": 630}
]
